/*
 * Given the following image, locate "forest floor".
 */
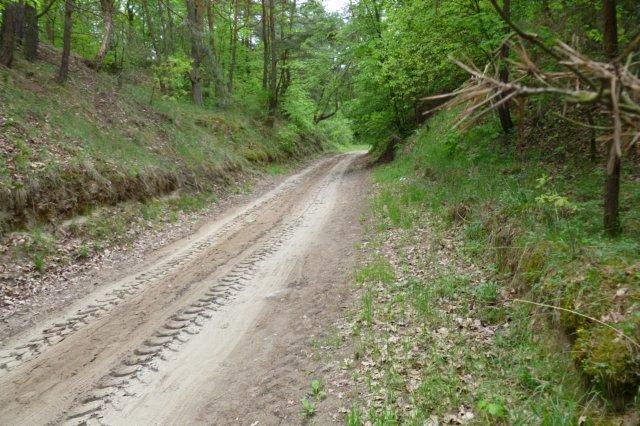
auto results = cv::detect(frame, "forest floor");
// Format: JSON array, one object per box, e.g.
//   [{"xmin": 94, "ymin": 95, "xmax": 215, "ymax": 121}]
[
  {"xmin": 310, "ymin": 111, "xmax": 639, "ymax": 424},
  {"xmin": 0, "ymin": 152, "xmax": 369, "ymax": 424}
]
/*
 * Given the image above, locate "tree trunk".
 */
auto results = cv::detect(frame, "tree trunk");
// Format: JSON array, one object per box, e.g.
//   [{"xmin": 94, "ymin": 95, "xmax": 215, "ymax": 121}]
[
  {"xmin": 204, "ymin": 0, "xmax": 227, "ymax": 104},
  {"xmin": 261, "ymin": 0, "xmax": 268, "ymax": 90},
  {"xmin": 267, "ymin": 0, "xmax": 277, "ymax": 116},
  {"xmin": 94, "ymin": 0, "xmax": 115, "ymax": 69},
  {"xmin": 603, "ymin": 0, "xmax": 620, "ymax": 236},
  {"xmin": 277, "ymin": 0, "xmax": 295, "ymax": 101},
  {"xmin": 162, "ymin": 2, "xmax": 175, "ymax": 55},
  {"xmin": 186, "ymin": 0, "xmax": 204, "ymax": 105},
  {"xmin": 141, "ymin": 0, "xmax": 168, "ymax": 91},
  {"xmin": 496, "ymin": 0, "xmax": 514, "ymax": 135},
  {"xmin": 604, "ymin": 146, "xmax": 621, "ymax": 235},
  {"xmin": 23, "ymin": 4, "xmax": 38, "ymax": 61},
  {"xmin": 14, "ymin": 1, "xmax": 25, "ymax": 45},
  {"xmin": 228, "ymin": 0, "xmax": 239, "ymax": 93},
  {"xmin": 205, "ymin": 0, "xmax": 216, "ymax": 53},
  {"xmin": 603, "ymin": 0, "xmax": 618, "ymax": 60},
  {"xmin": 0, "ymin": 3, "xmax": 19, "ymax": 67},
  {"xmin": 37, "ymin": 0, "xmax": 59, "ymax": 44},
  {"xmin": 56, "ymin": 0, "xmax": 73, "ymax": 83},
  {"xmin": 45, "ymin": 14, "xmax": 55, "ymax": 44},
  {"xmin": 141, "ymin": 0, "xmax": 160, "ymax": 56},
  {"xmin": 243, "ymin": 0, "xmax": 251, "ymax": 48}
]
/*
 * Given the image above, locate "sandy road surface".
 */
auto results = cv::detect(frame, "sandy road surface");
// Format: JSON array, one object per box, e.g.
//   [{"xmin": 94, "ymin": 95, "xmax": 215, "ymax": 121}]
[{"xmin": 0, "ymin": 152, "xmax": 369, "ymax": 425}]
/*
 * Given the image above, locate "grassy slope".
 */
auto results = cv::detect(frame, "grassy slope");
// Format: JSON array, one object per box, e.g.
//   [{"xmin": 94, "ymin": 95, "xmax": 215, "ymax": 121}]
[
  {"xmin": 0, "ymin": 46, "xmax": 343, "ymax": 298},
  {"xmin": 0, "ymin": 46, "xmax": 324, "ymax": 234},
  {"xmin": 344, "ymin": 110, "xmax": 639, "ymax": 423}
]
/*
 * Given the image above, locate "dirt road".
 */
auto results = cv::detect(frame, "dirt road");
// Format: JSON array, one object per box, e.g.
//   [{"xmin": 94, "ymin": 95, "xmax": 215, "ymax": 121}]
[{"xmin": 0, "ymin": 153, "xmax": 369, "ymax": 425}]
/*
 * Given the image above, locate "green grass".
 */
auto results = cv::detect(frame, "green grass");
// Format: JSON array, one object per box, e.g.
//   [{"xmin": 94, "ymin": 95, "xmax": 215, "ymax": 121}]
[
  {"xmin": 342, "ymin": 109, "xmax": 639, "ymax": 422},
  {"xmin": 355, "ymin": 256, "xmax": 395, "ymax": 285},
  {"xmin": 263, "ymin": 163, "xmax": 292, "ymax": 176}
]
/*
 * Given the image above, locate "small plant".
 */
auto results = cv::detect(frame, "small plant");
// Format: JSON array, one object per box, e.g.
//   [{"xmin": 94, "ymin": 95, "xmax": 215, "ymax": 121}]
[
  {"xmin": 300, "ymin": 397, "xmax": 316, "ymax": 418},
  {"xmin": 142, "ymin": 202, "xmax": 163, "ymax": 220},
  {"xmin": 345, "ymin": 406, "xmax": 363, "ymax": 426},
  {"xmin": 75, "ymin": 244, "xmax": 90, "ymax": 259},
  {"xmin": 476, "ymin": 399, "xmax": 508, "ymax": 420},
  {"xmin": 265, "ymin": 164, "xmax": 286, "ymax": 175},
  {"xmin": 310, "ymin": 379, "xmax": 326, "ymax": 400},
  {"xmin": 473, "ymin": 281, "xmax": 499, "ymax": 304},
  {"xmin": 361, "ymin": 290, "xmax": 373, "ymax": 325},
  {"xmin": 168, "ymin": 211, "xmax": 180, "ymax": 223},
  {"xmin": 33, "ymin": 252, "xmax": 45, "ymax": 273},
  {"xmin": 535, "ymin": 193, "xmax": 579, "ymax": 213},
  {"xmin": 355, "ymin": 257, "xmax": 395, "ymax": 284}
]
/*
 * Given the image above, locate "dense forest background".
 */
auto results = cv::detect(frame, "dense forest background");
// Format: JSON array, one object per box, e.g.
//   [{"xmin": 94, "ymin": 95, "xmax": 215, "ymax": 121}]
[{"xmin": 2, "ymin": 0, "xmax": 640, "ymax": 420}]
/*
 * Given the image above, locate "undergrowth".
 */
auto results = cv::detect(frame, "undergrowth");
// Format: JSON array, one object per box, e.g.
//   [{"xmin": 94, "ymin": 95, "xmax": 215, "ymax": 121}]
[{"xmin": 345, "ymin": 109, "xmax": 640, "ymax": 422}]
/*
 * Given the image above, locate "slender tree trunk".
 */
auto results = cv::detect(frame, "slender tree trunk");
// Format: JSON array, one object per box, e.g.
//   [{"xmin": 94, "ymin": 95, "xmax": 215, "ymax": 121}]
[
  {"xmin": 0, "ymin": 3, "xmax": 19, "ymax": 67},
  {"xmin": 243, "ymin": 0, "xmax": 251, "ymax": 48},
  {"xmin": 14, "ymin": 1, "xmax": 25, "ymax": 45},
  {"xmin": 276, "ymin": 0, "xmax": 294, "ymax": 101},
  {"xmin": 56, "ymin": 0, "xmax": 73, "ymax": 83},
  {"xmin": 163, "ymin": 2, "xmax": 175, "ymax": 54},
  {"xmin": 45, "ymin": 14, "xmax": 55, "ymax": 44},
  {"xmin": 261, "ymin": 0, "xmax": 268, "ymax": 89},
  {"xmin": 228, "ymin": 0, "xmax": 239, "ymax": 93},
  {"xmin": 94, "ymin": 0, "xmax": 115, "ymax": 69},
  {"xmin": 141, "ymin": 0, "xmax": 168, "ymax": 92},
  {"xmin": 141, "ymin": 0, "xmax": 159, "ymax": 56},
  {"xmin": 603, "ymin": 0, "xmax": 621, "ymax": 236},
  {"xmin": 23, "ymin": 4, "xmax": 38, "ymax": 61},
  {"xmin": 267, "ymin": 0, "xmax": 277, "ymax": 115},
  {"xmin": 496, "ymin": 0, "xmax": 514, "ymax": 135},
  {"xmin": 603, "ymin": 0, "xmax": 618, "ymax": 59},
  {"xmin": 186, "ymin": 0, "xmax": 204, "ymax": 105},
  {"xmin": 204, "ymin": 0, "xmax": 227, "ymax": 104},
  {"xmin": 205, "ymin": 0, "xmax": 216, "ymax": 53},
  {"xmin": 37, "ymin": 0, "xmax": 59, "ymax": 43}
]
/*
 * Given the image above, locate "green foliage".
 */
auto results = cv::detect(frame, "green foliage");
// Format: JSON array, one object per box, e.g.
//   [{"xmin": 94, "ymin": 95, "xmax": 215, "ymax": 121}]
[
  {"xmin": 152, "ymin": 55, "xmax": 193, "ymax": 101},
  {"xmin": 310, "ymin": 379, "xmax": 326, "ymax": 400},
  {"xmin": 355, "ymin": 257, "xmax": 395, "ymax": 285},
  {"xmin": 369, "ymin": 107, "xmax": 640, "ymax": 408},
  {"xmin": 361, "ymin": 290, "xmax": 373, "ymax": 326},
  {"xmin": 299, "ymin": 397, "xmax": 316, "ymax": 418},
  {"xmin": 476, "ymin": 399, "xmax": 508, "ymax": 420},
  {"xmin": 347, "ymin": 109, "xmax": 618, "ymax": 423},
  {"xmin": 346, "ymin": 406, "xmax": 363, "ymax": 426},
  {"xmin": 75, "ymin": 244, "xmax": 90, "ymax": 259},
  {"xmin": 341, "ymin": 0, "xmax": 504, "ymax": 148}
]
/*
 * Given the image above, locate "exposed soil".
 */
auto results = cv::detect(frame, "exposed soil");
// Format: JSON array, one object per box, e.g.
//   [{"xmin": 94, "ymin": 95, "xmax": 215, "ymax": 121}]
[
  {"xmin": 0, "ymin": 152, "xmax": 369, "ymax": 425},
  {"xmin": 0, "ymin": 158, "xmax": 320, "ymax": 340}
]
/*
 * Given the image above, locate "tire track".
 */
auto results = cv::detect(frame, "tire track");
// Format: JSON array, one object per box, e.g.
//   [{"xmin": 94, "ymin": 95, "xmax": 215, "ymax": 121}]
[
  {"xmin": 62, "ymin": 158, "xmax": 347, "ymax": 425},
  {"xmin": 0, "ymin": 153, "xmax": 361, "ymax": 426},
  {"xmin": 0, "ymin": 158, "xmax": 335, "ymax": 375}
]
